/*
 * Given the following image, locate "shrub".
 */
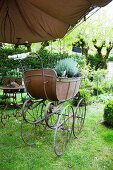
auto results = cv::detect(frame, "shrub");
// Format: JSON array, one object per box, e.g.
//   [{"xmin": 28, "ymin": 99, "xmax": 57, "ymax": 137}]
[
  {"xmin": 104, "ymin": 100, "xmax": 113, "ymax": 126},
  {"xmin": 98, "ymin": 94, "xmax": 113, "ymax": 103},
  {"xmin": 0, "ymin": 95, "xmax": 6, "ymax": 105},
  {"xmin": 88, "ymin": 53, "xmax": 102, "ymax": 70},
  {"xmin": 80, "ymin": 77, "xmax": 93, "ymax": 89},
  {"xmin": 72, "ymin": 54, "xmax": 86, "ymax": 69},
  {"xmin": 71, "ymin": 89, "xmax": 91, "ymax": 106},
  {"xmin": 6, "ymin": 69, "xmax": 22, "ymax": 78},
  {"xmin": 0, "ymin": 44, "xmax": 84, "ymax": 77},
  {"xmin": 54, "ymin": 58, "xmax": 79, "ymax": 77},
  {"xmin": 79, "ymin": 89, "xmax": 91, "ymax": 104},
  {"xmin": 102, "ymin": 78, "xmax": 113, "ymax": 93},
  {"xmin": 93, "ymin": 84, "xmax": 104, "ymax": 95},
  {"xmin": 91, "ymin": 69, "xmax": 107, "ymax": 82},
  {"xmin": 0, "ymin": 46, "xmax": 27, "ymax": 77}
]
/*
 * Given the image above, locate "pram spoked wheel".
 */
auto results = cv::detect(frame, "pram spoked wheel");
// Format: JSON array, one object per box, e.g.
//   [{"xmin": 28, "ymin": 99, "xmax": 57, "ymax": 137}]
[
  {"xmin": 73, "ymin": 98, "xmax": 86, "ymax": 137},
  {"xmin": 21, "ymin": 99, "xmax": 46, "ymax": 146},
  {"xmin": 54, "ymin": 104, "xmax": 74, "ymax": 156},
  {"xmin": 44, "ymin": 101, "xmax": 62, "ymax": 128}
]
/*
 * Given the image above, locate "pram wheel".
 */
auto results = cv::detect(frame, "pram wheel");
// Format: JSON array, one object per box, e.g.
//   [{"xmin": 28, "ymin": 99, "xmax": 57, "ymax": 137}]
[
  {"xmin": 21, "ymin": 99, "xmax": 46, "ymax": 145},
  {"xmin": 54, "ymin": 104, "xmax": 74, "ymax": 156},
  {"xmin": 45, "ymin": 102, "xmax": 61, "ymax": 129}
]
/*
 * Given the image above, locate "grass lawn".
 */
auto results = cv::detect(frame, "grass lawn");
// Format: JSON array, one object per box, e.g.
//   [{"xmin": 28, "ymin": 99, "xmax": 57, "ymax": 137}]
[{"xmin": 0, "ymin": 102, "xmax": 113, "ymax": 170}]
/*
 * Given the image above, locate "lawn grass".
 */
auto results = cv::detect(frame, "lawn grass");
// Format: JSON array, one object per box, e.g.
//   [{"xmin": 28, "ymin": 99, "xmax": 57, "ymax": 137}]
[{"xmin": 0, "ymin": 103, "xmax": 113, "ymax": 170}]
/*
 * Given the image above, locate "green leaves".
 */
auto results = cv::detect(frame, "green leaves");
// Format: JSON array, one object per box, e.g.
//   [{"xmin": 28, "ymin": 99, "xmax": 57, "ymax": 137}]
[{"xmin": 104, "ymin": 100, "xmax": 113, "ymax": 126}]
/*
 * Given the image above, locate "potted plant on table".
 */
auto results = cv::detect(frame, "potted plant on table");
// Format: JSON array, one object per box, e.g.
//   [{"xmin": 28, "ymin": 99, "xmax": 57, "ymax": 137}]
[{"xmin": 3, "ymin": 69, "xmax": 23, "ymax": 86}]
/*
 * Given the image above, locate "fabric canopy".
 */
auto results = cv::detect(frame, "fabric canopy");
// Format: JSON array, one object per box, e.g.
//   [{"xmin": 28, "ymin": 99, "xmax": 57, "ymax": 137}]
[{"xmin": 0, "ymin": 0, "xmax": 112, "ymax": 44}]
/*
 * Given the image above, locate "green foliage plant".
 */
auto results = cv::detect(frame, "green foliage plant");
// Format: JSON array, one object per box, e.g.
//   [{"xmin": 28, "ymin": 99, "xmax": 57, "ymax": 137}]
[
  {"xmin": 98, "ymin": 94, "xmax": 113, "ymax": 103},
  {"xmin": 54, "ymin": 58, "xmax": 79, "ymax": 78},
  {"xmin": 6, "ymin": 69, "xmax": 22, "ymax": 78},
  {"xmin": 93, "ymin": 84, "xmax": 105, "ymax": 95},
  {"xmin": 91, "ymin": 69, "xmax": 108, "ymax": 95},
  {"xmin": 0, "ymin": 95, "xmax": 6, "ymax": 105},
  {"xmin": 91, "ymin": 69, "xmax": 107, "ymax": 82},
  {"xmin": 79, "ymin": 89, "xmax": 91, "ymax": 104},
  {"xmin": 88, "ymin": 53, "xmax": 102, "ymax": 70},
  {"xmin": 0, "ymin": 45, "xmax": 27, "ymax": 78},
  {"xmin": 71, "ymin": 89, "xmax": 91, "ymax": 106},
  {"xmin": 102, "ymin": 78, "xmax": 113, "ymax": 93},
  {"xmin": 104, "ymin": 100, "xmax": 113, "ymax": 126}
]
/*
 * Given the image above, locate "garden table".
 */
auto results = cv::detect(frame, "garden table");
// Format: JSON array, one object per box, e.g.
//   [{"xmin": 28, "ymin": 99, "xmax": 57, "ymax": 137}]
[
  {"xmin": 0, "ymin": 85, "xmax": 26, "ymax": 102},
  {"xmin": 0, "ymin": 85, "xmax": 26, "ymax": 125}
]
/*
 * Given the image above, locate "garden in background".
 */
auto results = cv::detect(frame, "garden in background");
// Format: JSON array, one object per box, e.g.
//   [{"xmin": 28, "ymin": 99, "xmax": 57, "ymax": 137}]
[
  {"xmin": 0, "ymin": 4, "xmax": 113, "ymax": 170},
  {"xmin": 0, "ymin": 41, "xmax": 113, "ymax": 169}
]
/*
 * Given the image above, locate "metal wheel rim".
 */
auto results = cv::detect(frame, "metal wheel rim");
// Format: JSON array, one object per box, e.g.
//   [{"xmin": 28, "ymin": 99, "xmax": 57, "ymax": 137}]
[
  {"xmin": 73, "ymin": 98, "xmax": 86, "ymax": 137},
  {"xmin": 54, "ymin": 104, "xmax": 74, "ymax": 156}
]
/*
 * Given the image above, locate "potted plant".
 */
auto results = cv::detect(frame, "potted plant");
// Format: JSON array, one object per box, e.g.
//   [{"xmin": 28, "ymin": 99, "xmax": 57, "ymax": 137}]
[
  {"xmin": 53, "ymin": 58, "xmax": 82, "ymax": 101},
  {"xmin": 3, "ymin": 69, "xmax": 23, "ymax": 86},
  {"xmin": 54, "ymin": 58, "xmax": 81, "ymax": 78}
]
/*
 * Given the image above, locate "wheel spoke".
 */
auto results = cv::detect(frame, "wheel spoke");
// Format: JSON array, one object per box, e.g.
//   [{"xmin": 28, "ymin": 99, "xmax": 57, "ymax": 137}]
[
  {"xmin": 73, "ymin": 98, "xmax": 86, "ymax": 137},
  {"xmin": 54, "ymin": 104, "xmax": 74, "ymax": 156},
  {"xmin": 21, "ymin": 99, "xmax": 46, "ymax": 146},
  {"xmin": 45, "ymin": 102, "xmax": 60, "ymax": 128}
]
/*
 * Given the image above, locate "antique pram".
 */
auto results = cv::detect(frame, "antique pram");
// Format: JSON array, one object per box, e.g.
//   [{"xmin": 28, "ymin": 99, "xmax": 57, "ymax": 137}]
[
  {"xmin": 1, "ymin": 0, "xmax": 111, "ymax": 157},
  {"xmin": 21, "ymin": 54, "xmax": 86, "ymax": 156}
]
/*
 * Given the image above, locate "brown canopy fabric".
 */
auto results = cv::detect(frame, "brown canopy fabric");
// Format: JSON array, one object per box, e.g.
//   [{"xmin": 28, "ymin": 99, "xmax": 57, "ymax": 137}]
[{"xmin": 0, "ymin": 0, "xmax": 112, "ymax": 44}]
